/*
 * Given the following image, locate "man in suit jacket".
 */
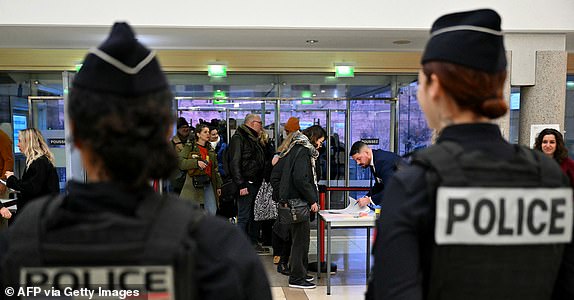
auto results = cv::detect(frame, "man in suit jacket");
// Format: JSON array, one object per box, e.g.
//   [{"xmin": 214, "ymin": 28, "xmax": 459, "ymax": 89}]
[{"xmin": 350, "ymin": 141, "xmax": 402, "ymax": 207}]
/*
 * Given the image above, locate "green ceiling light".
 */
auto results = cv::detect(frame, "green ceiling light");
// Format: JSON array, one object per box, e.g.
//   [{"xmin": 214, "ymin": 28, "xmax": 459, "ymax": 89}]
[
  {"xmin": 208, "ymin": 64, "xmax": 227, "ymax": 77},
  {"xmin": 301, "ymin": 91, "xmax": 313, "ymax": 104},
  {"xmin": 213, "ymin": 90, "xmax": 227, "ymax": 101},
  {"xmin": 74, "ymin": 64, "xmax": 83, "ymax": 72},
  {"xmin": 335, "ymin": 64, "xmax": 354, "ymax": 78}
]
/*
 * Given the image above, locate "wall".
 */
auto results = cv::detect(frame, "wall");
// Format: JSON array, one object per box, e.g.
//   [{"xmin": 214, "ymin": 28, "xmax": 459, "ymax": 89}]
[{"xmin": 1, "ymin": 0, "xmax": 573, "ymax": 31}]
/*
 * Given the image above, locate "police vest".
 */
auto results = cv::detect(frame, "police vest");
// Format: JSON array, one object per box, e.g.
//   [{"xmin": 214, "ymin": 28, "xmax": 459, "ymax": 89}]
[
  {"xmin": 1, "ymin": 192, "xmax": 204, "ymax": 300},
  {"xmin": 413, "ymin": 141, "xmax": 573, "ymax": 300}
]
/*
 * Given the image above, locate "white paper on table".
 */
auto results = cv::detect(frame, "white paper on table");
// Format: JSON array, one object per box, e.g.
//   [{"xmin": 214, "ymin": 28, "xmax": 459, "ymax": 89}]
[{"xmin": 327, "ymin": 197, "xmax": 371, "ymax": 215}]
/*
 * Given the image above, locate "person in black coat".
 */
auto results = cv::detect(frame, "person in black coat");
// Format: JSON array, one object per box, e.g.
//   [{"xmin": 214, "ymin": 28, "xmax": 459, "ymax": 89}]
[
  {"xmin": 366, "ymin": 9, "xmax": 573, "ymax": 300},
  {"xmin": 228, "ymin": 114, "xmax": 266, "ymax": 250},
  {"xmin": 5, "ymin": 128, "xmax": 59, "ymax": 212},
  {"xmin": 350, "ymin": 141, "xmax": 401, "ymax": 206},
  {"xmin": 0, "ymin": 22, "xmax": 271, "ymax": 300},
  {"xmin": 270, "ymin": 125, "xmax": 326, "ymax": 289}
]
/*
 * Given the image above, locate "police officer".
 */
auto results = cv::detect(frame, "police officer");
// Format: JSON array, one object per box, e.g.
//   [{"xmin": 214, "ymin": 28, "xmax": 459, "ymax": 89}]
[
  {"xmin": 0, "ymin": 23, "xmax": 272, "ymax": 300},
  {"xmin": 366, "ymin": 9, "xmax": 573, "ymax": 300}
]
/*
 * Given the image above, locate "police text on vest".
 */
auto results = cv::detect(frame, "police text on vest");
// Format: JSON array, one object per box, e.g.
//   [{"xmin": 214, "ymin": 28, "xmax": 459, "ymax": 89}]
[{"xmin": 435, "ymin": 187, "xmax": 573, "ymax": 244}]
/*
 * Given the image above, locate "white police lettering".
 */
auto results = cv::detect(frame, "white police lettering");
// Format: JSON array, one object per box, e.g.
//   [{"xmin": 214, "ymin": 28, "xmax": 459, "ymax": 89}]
[
  {"xmin": 435, "ymin": 187, "xmax": 573, "ymax": 244},
  {"xmin": 20, "ymin": 266, "xmax": 174, "ymax": 299}
]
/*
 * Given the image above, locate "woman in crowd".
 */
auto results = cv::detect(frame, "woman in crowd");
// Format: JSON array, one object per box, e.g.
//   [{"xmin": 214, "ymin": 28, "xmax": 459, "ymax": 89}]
[
  {"xmin": 271, "ymin": 125, "xmax": 325, "ymax": 289},
  {"xmin": 5, "ymin": 128, "xmax": 59, "ymax": 212},
  {"xmin": 534, "ymin": 128, "xmax": 574, "ymax": 187},
  {"xmin": 209, "ymin": 127, "xmax": 228, "ymax": 178},
  {"xmin": 256, "ymin": 130, "xmax": 276, "ymax": 248},
  {"xmin": 271, "ymin": 117, "xmax": 301, "ymax": 270},
  {"xmin": 179, "ymin": 123, "xmax": 222, "ymax": 216}
]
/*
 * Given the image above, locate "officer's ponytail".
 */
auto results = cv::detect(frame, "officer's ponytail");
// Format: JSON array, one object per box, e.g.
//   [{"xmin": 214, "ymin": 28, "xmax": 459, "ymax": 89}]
[{"xmin": 479, "ymin": 98, "xmax": 508, "ymax": 119}]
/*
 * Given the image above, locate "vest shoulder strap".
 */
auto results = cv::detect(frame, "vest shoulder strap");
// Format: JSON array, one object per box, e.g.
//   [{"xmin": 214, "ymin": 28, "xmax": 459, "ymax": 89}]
[
  {"xmin": 6, "ymin": 194, "xmax": 64, "ymax": 265},
  {"xmin": 412, "ymin": 141, "xmax": 467, "ymax": 185}
]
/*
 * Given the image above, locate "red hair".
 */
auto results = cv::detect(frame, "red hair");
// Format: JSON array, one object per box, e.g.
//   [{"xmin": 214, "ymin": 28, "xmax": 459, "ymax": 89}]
[{"xmin": 422, "ymin": 61, "xmax": 508, "ymax": 119}]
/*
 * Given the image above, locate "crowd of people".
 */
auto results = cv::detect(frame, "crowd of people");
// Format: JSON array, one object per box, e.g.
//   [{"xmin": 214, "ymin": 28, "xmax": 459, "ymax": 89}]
[{"xmin": 0, "ymin": 7, "xmax": 572, "ymax": 300}]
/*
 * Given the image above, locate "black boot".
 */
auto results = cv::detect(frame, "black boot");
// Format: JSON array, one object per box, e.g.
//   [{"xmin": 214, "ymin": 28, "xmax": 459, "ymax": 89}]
[{"xmin": 277, "ymin": 263, "xmax": 290, "ymax": 276}]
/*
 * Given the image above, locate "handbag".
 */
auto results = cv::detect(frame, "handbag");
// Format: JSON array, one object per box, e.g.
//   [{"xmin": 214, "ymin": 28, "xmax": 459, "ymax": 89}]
[
  {"xmin": 254, "ymin": 181, "xmax": 277, "ymax": 221},
  {"xmin": 192, "ymin": 174, "xmax": 211, "ymax": 189},
  {"xmin": 277, "ymin": 198, "xmax": 309, "ymax": 224},
  {"xmin": 220, "ymin": 178, "xmax": 238, "ymax": 202}
]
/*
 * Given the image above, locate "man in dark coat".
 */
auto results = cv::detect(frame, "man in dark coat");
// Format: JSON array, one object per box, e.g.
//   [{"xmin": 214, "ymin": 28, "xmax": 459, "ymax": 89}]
[
  {"xmin": 228, "ymin": 114, "xmax": 266, "ymax": 252},
  {"xmin": 350, "ymin": 141, "xmax": 402, "ymax": 206}
]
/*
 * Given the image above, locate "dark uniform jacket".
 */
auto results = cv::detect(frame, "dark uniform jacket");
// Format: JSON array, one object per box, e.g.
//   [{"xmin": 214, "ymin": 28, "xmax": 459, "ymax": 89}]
[
  {"xmin": 228, "ymin": 125, "xmax": 265, "ymax": 189},
  {"xmin": 368, "ymin": 123, "xmax": 574, "ymax": 300},
  {"xmin": 367, "ymin": 149, "xmax": 402, "ymax": 205},
  {"xmin": 6, "ymin": 155, "xmax": 59, "ymax": 211},
  {"xmin": 0, "ymin": 181, "xmax": 272, "ymax": 300}
]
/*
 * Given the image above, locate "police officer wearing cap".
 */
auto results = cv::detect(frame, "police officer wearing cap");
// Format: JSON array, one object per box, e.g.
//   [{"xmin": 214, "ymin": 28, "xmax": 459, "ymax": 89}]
[
  {"xmin": 366, "ymin": 9, "xmax": 573, "ymax": 300},
  {"xmin": 0, "ymin": 23, "xmax": 272, "ymax": 300}
]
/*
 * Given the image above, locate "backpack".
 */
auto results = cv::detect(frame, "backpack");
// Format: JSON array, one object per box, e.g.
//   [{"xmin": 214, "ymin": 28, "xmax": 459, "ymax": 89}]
[
  {"xmin": 411, "ymin": 141, "xmax": 572, "ymax": 300},
  {"xmin": 1, "ymin": 193, "xmax": 204, "ymax": 299}
]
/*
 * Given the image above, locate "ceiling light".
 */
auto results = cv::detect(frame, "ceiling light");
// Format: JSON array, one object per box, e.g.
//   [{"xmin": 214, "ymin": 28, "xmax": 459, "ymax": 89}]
[
  {"xmin": 393, "ymin": 40, "xmax": 411, "ymax": 45},
  {"xmin": 306, "ymin": 39, "xmax": 319, "ymax": 44},
  {"xmin": 208, "ymin": 64, "xmax": 227, "ymax": 77},
  {"xmin": 334, "ymin": 64, "xmax": 355, "ymax": 78},
  {"xmin": 321, "ymin": 90, "xmax": 326, "ymax": 93}
]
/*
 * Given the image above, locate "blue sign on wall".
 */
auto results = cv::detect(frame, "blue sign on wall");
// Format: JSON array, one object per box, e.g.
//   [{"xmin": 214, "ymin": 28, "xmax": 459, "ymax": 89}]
[{"xmin": 12, "ymin": 115, "xmax": 27, "ymax": 153}]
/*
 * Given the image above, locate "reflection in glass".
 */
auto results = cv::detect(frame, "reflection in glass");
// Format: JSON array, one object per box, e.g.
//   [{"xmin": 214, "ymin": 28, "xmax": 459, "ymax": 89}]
[{"xmin": 398, "ymin": 82, "xmax": 432, "ymax": 155}]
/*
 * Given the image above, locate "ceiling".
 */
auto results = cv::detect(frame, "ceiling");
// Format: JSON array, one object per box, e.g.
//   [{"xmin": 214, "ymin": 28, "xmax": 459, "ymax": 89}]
[{"xmin": 4, "ymin": 25, "xmax": 572, "ymax": 52}]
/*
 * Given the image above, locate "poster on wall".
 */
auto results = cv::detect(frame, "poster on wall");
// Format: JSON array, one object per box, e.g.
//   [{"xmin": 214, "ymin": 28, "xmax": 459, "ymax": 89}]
[{"xmin": 530, "ymin": 124, "xmax": 560, "ymax": 148}]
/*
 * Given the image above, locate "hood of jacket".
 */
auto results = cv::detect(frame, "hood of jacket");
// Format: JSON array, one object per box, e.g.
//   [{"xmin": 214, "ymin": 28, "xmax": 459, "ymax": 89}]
[{"xmin": 237, "ymin": 124, "xmax": 260, "ymax": 142}]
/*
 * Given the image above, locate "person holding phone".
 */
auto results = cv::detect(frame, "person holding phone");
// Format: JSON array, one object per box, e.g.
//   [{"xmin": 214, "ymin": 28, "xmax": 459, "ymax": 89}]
[{"xmin": 179, "ymin": 123, "xmax": 222, "ymax": 215}]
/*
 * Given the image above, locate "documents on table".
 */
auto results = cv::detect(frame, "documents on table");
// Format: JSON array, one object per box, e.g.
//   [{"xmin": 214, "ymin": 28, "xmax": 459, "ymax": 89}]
[{"xmin": 327, "ymin": 197, "xmax": 371, "ymax": 215}]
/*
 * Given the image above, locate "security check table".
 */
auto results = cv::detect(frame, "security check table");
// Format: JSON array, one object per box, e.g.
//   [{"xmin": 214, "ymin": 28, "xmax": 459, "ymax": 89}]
[{"xmin": 317, "ymin": 210, "xmax": 376, "ymax": 295}]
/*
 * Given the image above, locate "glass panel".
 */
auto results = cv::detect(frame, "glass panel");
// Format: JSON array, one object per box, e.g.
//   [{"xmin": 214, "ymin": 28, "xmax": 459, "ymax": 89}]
[
  {"xmin": 398, "ymin": 81, "xmax": 432, "ymax": 155},
  {"xmin": 29, "ymin": 98, "xmax": 66, "ymax": 191},
  {"xmin": 168, "ymin": 74, "xmax": 277, "ymax": 98}
]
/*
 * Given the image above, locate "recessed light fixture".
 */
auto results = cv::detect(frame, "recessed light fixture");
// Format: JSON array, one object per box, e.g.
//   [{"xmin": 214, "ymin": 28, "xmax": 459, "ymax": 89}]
[
  {"xmin": 393, "ymin": 40, "xmax": 411, "ymax": 45},
  {"xmin": 306, "ymin": 39, "xmax": 319, "ymax": 44}
]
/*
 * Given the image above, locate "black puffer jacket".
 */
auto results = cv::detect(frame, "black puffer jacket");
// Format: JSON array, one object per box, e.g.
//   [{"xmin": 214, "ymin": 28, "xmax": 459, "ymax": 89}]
[
  {"xmin": 228, "ymin": 125, "xmax": 265, "ymax": 189},
  {"xmin": 270, "ymin": 144, "xmax": 318, "ymax": 205}
]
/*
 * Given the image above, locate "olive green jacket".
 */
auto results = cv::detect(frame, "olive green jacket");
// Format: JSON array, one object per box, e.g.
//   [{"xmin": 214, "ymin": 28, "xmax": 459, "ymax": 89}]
[{"xmin": 178, "ymin": 141, "xmax": 223, "ymax": 205}]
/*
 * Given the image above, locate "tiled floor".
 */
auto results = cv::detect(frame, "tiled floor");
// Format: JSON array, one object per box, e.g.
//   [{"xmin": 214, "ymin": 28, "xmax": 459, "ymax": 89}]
[{"xmin": 261, "ymin": 228, "xmax": 372, "ymax": 300}]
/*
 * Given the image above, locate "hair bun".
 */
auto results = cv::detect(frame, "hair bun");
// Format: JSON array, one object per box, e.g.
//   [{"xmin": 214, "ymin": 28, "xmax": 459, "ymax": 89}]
[{"xmin": 480, "ymin": 98, "xmax": 508, "ymax": 119}]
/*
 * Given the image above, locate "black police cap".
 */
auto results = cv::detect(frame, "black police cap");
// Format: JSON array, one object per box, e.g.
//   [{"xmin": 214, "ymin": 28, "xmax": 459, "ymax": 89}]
[
  {"xmin": 421, "ymin": 9, "xmax": 507, "ymax": 73},
  {"xmin": 73, "ymin": 22, "xmax": 168, "ymax": 96}
]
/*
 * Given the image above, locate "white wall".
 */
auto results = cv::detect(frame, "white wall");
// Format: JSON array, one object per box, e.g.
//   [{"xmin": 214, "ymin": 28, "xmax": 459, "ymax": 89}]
[{"xmin": 0, "ymin": 0, "xmax": 573, "ymax": 31}]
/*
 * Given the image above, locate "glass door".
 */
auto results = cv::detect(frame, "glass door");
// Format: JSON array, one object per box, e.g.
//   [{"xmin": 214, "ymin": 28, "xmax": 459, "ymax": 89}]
[{"xmin": 28, "ymin": 96, "xmax": 66, "ymax": 191}]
